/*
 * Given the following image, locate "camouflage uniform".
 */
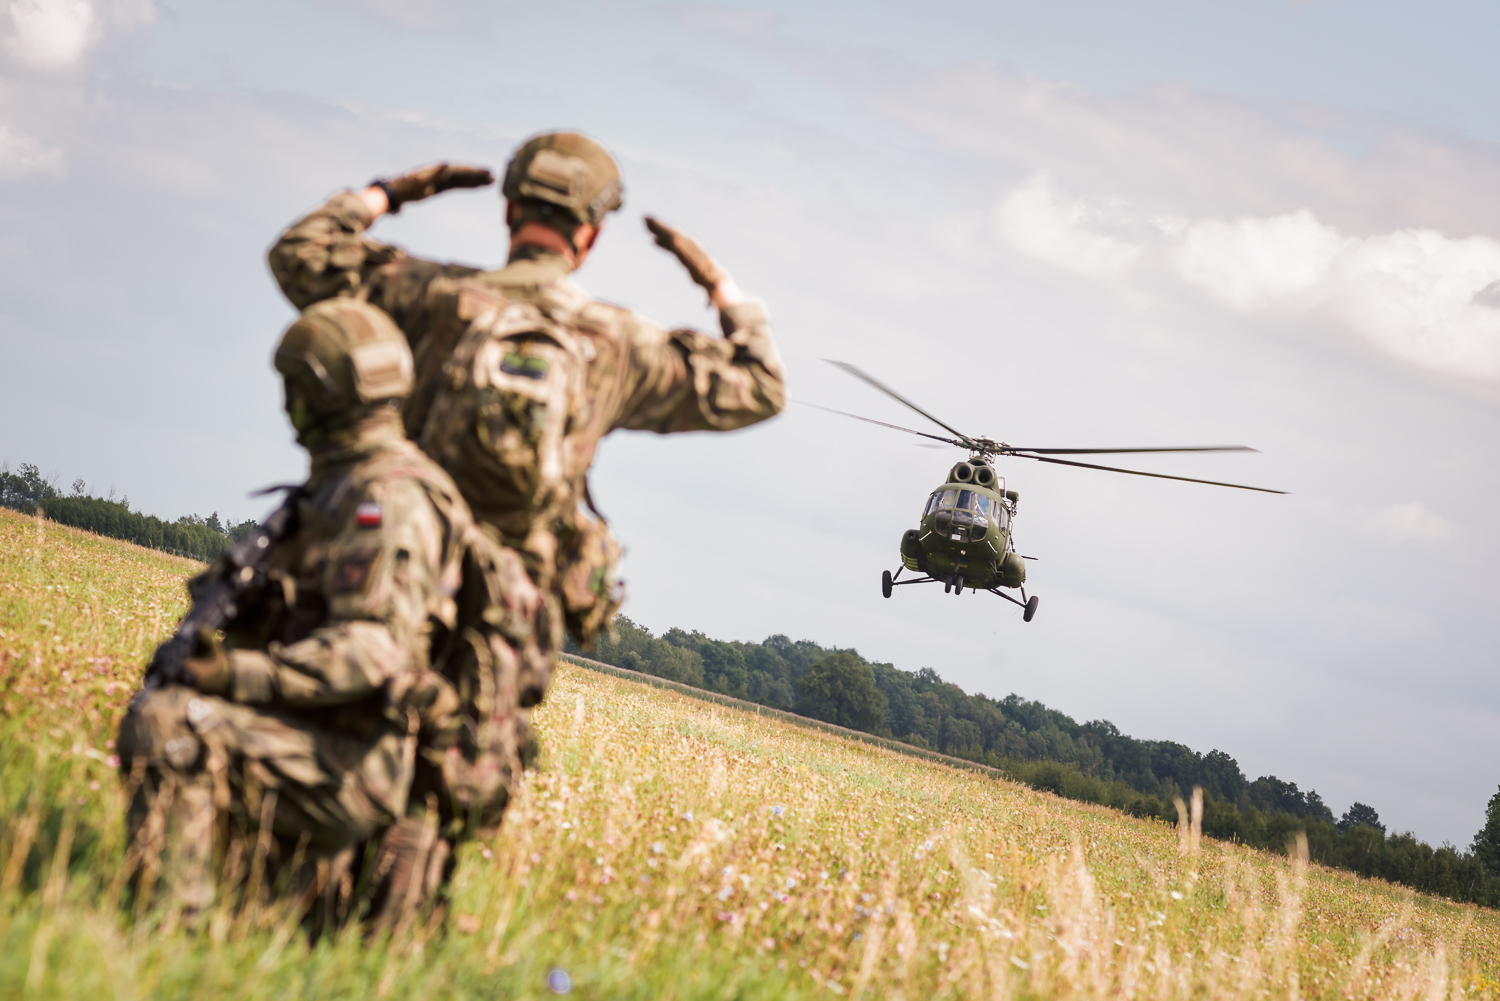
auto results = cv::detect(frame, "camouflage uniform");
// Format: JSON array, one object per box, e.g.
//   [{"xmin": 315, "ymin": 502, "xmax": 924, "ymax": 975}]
[
  {"xmin": 267, "ymin": 138, "xmax": 786, "ymax": 638},
  {"xmin": 116, "ymin": 299, "xmax": 505, "ymax": 923},
  {"xmin": 267, "ymin": 133, "xmax": 785, "ymax": 838}
]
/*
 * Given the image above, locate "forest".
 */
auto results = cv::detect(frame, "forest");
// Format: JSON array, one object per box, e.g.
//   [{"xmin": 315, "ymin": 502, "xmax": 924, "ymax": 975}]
[
  {"xmin": 0, "ymin": 461, "xmax": 253, "ymax": 562},
  {"xmin": 9, "ymin": 456, "xmax": 1500, "ymax": 909},
  {"xmin": 573, "ymin": 615, "xmax": 1500, "ymax": 909}
]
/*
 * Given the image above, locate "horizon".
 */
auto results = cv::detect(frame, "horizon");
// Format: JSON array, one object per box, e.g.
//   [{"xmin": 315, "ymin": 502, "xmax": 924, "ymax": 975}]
[{"xmin": 0, "ymin": 0, "xmax": 1496, "ymax": 848}]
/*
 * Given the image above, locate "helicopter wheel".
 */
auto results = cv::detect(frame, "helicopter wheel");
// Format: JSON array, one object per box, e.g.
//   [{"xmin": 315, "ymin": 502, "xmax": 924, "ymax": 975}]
[
  {"xmin": 953, "ymin": 575, "xmax": 964, "ymax": 596},
  {"xmin": 1023, "ymin": 595, "xmax": 1040, "ymax": 622},
  {"xmin": 943, "ymin": 575, "xmax": 952, "ymax": 594},
  {"xmin": 881, "ymin": 570, "xmax": 893, "ymax": 599}
]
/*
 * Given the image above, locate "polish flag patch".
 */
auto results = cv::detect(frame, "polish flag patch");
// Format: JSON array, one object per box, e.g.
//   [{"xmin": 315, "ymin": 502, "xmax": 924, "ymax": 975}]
[{"xmin": 355, "ymin": 502, "xmax": 383, "ymax": 528}]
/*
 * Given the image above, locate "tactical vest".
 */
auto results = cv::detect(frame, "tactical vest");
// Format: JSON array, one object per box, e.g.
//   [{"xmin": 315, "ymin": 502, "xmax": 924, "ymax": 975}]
[{"xmin": 404, "ymin": 279, "xmax": 624, "ymax": 649}]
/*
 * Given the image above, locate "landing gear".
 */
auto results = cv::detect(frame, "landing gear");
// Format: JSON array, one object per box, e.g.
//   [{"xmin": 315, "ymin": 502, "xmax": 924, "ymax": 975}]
[
  {"xmin": 885, "ymin": 570, "xmax": 1034, "ymax": 619},
  {"xmin": 988, "ymin": 586, "xmax": 1041, "ymax": 621}
]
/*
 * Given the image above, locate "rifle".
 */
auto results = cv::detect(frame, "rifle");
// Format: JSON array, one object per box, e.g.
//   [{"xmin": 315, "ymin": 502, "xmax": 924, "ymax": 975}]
[{"xmin": 144, "ymin": 490, "xmax": 301, "ymax": 690}]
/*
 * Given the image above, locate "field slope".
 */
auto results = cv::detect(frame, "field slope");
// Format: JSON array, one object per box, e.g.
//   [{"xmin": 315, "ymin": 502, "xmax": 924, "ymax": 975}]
[{"xmin": 1, "ymin": 505, "xmax": 1498, "ymax": 1000}]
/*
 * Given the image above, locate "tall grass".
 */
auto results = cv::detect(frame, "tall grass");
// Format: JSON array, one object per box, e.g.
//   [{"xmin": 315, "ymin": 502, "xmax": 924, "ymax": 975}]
[{"xmin": 3, "ymin": 507, "xmax": 1499, "ymax": 998}]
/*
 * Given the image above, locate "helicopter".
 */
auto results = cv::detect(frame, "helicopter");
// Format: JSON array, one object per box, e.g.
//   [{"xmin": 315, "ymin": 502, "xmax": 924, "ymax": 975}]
[{"xmin": 811, "ymin": 361, "xmax": 1286, "ymax": 622}]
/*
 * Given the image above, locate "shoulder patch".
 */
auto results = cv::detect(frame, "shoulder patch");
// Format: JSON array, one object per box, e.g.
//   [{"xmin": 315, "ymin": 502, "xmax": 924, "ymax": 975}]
[
  {"xmin": 355, "ymin": 502, "xmax": 383, "ymax": 527},
  {"xmin": 332, "ymin": 550, "xmax": 377, "ymax": 594}
]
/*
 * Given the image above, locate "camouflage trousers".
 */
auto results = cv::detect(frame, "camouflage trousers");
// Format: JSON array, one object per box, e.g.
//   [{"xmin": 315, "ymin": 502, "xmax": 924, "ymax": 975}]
[{"xmin": 116, "ymin": 686, "xmax": 447, "ymax": 927}]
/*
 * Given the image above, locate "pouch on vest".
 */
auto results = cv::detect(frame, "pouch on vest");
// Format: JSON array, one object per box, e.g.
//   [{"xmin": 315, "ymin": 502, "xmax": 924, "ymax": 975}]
[
  {"xmin": 417, "ymin": 286, "xmax": 587, "ymax": 540},
  {"xmin": 557, "ymin": 507, "xmax": 625, "ymax": 650}
]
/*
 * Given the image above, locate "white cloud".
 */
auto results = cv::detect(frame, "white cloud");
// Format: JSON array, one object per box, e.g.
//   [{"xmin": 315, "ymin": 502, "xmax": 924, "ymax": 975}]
[
  {"xmin": 5, "ymin": 0, "xmax": 96, "ymax": 67},
  {"xmin": 1172, "ymin": 210, "xmax": 1348, "ymax": 310},
  {"xmin": 993, "ymin": 173, "xmax": 1500, "ymax": 381},
  {"xmin": 1358, "ymin": 502, "xmax": 1456, "ymax": 543},
  {"xmin": 0, "ymin": 123, "xmax": 60, "ymax": 175},
  {"xmin": 992, "ymin": 172, "xmax": 1143, "ymax": 282},
  {"xmin": 1327, "ymin": 229, "xmax": 1500, "ymax": 379}
]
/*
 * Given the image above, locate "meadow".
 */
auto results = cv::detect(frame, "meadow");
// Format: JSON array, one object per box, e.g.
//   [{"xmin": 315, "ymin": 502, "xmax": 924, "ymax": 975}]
[{"xmin": 2, "ymin": 504, "xmax": 1499, "ymax": 999}]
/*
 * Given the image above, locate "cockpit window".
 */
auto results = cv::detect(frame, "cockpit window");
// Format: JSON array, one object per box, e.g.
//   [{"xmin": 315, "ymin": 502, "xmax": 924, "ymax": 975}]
[
  {"xmin": 935, "ymin": 489, "xmax": 957, "ymax": 510},
  {"xmin": 974, "ymin": 495, "xmax": 991, "ymax": 516},
  {"xmin": 957, "ymin": 489, "xmax": 975, "ymax": 510}
]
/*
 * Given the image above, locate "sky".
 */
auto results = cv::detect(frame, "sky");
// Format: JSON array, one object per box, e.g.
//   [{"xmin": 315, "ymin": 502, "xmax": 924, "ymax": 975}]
[{"xmin": 0, "ymin": 0, "xmax": 1497, "ymax": 847}]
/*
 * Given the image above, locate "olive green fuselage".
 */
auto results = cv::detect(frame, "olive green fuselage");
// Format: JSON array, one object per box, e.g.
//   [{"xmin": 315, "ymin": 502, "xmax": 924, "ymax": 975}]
[{"xmin": 899, "ymin": 458, "xmax": 1026, "ymax": 590}]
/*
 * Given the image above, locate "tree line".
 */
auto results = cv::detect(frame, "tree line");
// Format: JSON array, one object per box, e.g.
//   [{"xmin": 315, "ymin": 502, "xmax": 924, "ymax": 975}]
[
  {"xmin": 573, "ymin": 616, "xmax": 1500, "ymax": 909},
  {"xmin": 0, "ymin": 461, "xmax": 255, "ymax": 562}
]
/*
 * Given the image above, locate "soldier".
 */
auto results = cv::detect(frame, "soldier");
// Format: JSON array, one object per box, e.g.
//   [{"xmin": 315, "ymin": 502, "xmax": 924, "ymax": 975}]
[
  {"xmin": 116, "ymin": 298, "xmax": 535, "ymax": 925},
  {"xmin": 268, "ymin": 131, "xmax": 786, "ymax": 653}
]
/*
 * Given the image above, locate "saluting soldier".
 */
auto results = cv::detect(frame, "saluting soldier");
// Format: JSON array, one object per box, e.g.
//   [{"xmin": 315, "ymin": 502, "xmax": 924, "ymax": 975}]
[
  {"xmin": 267, "ymin": 132, "xmax": 786, "ymax": 653},
  {"xmin": 117, "ymin": 299, "xmax": 540, "ymax": 924}
]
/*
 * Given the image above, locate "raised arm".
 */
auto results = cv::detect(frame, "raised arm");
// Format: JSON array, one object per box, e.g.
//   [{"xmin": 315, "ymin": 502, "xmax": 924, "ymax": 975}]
[
  {"xmin": 266, "ymin": 164, "xmax": 493, "ymax": 341},
  {"xmin": 608, "ymin": 218, "xmax": 786, "ymax": 433}
]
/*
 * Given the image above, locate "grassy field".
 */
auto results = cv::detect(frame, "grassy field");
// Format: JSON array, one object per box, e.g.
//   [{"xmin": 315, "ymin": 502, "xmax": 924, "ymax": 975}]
[{"xmin": 3, "ymin": 505, "xmax": 1500, "ymax": 1000}]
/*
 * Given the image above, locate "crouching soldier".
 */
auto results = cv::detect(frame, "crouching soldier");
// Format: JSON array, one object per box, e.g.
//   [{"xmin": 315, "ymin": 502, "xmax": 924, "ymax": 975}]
[{"xmin": 116, "ymin": 298, "xmax": 504, "ymax": 927}]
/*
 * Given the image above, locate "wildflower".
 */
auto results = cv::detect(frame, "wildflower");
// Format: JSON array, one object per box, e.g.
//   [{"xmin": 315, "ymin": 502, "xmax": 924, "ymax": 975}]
[{"xmin": 547, "ymin": 968, "xmax": 572, "ymax": 994}]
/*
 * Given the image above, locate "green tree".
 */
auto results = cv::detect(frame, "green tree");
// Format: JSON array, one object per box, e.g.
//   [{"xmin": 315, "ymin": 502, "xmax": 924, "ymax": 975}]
[
  {"xmin": 1472, "ymin": 786, "xmax": 1500, "ymax": 877},
  {"xmin": 794, "ymin": 652, "xmax": 886, "ymax": 732},
  {"xmin": 1338, "ymin": 802, "xmax": 1385, "ymax": 834}
]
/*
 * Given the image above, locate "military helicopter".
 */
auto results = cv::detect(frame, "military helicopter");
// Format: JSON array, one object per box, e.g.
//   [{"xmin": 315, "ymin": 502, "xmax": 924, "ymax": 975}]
[{"xmin": 812, "ymin": 361, "xmax": 1285, "ymax": 622}]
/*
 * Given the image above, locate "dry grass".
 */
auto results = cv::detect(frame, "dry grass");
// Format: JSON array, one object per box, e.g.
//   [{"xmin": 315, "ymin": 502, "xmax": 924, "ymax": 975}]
[{"xmin": 3, "ymin": 505, "xmax": 1500, "ymax": 999}]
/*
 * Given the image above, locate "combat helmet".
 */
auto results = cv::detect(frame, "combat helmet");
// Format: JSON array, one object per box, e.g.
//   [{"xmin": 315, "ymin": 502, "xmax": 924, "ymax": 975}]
[
  {"xmin": 502, "ymin": 131, "xmax": 623, "ymax": 228},
  {"xmin": 274, "ymin": 298, "xmax": 414, "ymax": 433}
]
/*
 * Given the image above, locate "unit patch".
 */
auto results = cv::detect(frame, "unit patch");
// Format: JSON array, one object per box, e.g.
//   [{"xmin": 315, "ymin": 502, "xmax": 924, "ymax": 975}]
[
  {"xmin": 355, "ymin": 502, "xmax": 383, "ymax": 527},
  {"xmin": 332, "ymin": 553, "xmax": 376, "ymax": 594},
  {"xmin": 500, "ymin": 352, "xmax": 549, "ymax": 380}
]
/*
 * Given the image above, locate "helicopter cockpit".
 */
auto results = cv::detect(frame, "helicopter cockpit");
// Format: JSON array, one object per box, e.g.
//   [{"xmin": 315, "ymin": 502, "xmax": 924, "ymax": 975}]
[{"xmin": 924, "ymin": 484, "xmax": 1009, "ymax": 541}]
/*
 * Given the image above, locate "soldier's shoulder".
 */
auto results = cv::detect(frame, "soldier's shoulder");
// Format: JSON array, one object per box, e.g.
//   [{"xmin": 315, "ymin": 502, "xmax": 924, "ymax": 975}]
[
  {"xmin": 575, "ymin": 299, "xmax": 665, "ymax": 347},
  {"xmin": 354, "ymin": 443, "xmax": 465, "ymax": 513}
]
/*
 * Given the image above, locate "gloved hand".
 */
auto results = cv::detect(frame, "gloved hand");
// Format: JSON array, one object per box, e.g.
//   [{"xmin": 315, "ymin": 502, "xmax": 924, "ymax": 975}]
[
  {"xmin": 645, "ymin": 216, "xmax": 730, "ymax": 296},
  {"xmin": 371, "ymin": 163, "xmax": 495, "ymax": 214},
  {"xmin": 179, "ymin": 625, "xmax": 231, "ymax": 695}
]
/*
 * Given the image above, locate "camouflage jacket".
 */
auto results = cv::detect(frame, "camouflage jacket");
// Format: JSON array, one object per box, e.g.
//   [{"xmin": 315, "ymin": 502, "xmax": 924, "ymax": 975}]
[
  {"xmin": 212, "ymin": 409, "xmax": 471, "ymax": 737},
  {"xmin": 268, "ymin": 192, "xmax": 786, "ymax": 588}
]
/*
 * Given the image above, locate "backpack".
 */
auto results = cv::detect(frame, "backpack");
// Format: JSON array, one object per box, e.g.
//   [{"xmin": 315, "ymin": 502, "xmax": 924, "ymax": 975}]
[
  {"xmin": 408, "ymin": 279, "xmax": 625, "ymax": 648},
  {"xmin": 412, "ymin": 281, "xmax": 588, "ymax": 543}
]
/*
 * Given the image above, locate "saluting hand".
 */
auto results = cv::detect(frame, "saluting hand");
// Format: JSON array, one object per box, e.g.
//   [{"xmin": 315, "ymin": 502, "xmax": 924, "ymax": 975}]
[
  {"xmin": 364, "ymin": 163, "xmax": 495, "ymax": 216},
  {"xmin": 645, "ymin": 216, "xmax": 746, "ymax": 308}
]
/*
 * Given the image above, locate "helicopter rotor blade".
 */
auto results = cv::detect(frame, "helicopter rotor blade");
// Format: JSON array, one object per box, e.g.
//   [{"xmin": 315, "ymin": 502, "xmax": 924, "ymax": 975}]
[
  {"xmin": 823, "ymin": 360, "xmax": 973, "ymax": 442},
  {"xmin": 1013, "ymin": 453, "xmax": 1287, "ymax": 494},
  {"xmin": 1005, "ymin": 445, "xmax": 1258, "ymax": 455},
  {"xmin": 796, "ymin": 401, "xmax": 968, "ymax": 448}
]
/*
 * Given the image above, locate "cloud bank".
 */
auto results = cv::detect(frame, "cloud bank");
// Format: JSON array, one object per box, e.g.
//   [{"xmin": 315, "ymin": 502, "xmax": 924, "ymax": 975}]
[{"xmin": 995, "ymin": 171, "xmax": 1500, "ymax": 381}]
